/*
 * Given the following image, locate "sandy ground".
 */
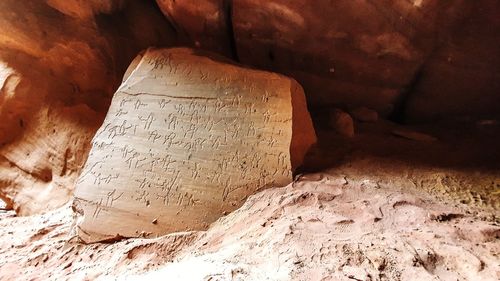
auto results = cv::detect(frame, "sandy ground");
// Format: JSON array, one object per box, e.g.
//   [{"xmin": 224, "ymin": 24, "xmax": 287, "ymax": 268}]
[
  {"xmin": 1, "ymin": 168, "xmax": 499, "ymax": 280},
  {"xmin": 1, "ymin": 121, "xmax": 499, "ymax": 280}
]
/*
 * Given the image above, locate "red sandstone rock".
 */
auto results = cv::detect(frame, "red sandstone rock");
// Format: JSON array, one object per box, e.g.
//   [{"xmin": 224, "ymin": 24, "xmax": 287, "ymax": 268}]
[
  {"xmin": 329, "ymin": 109, "xmax": 355, "ymax": 138},
  {"xmin": 350, "ymin": 107, "xmax": 379, "ymax": 123},
  {"xmin": 156, "ymin": 0, "xmax": 500, "ymax": 122},
  {"xmin": 47, "ymin": 0, "xmax": 125, "ymax": 19},
  {"xmin": 0, "ymin": 0, "xmax": 175, "ymax": 215},
  {"xmin": 156, "ymin": 0, "xmax": 232, "ymax": 56}
]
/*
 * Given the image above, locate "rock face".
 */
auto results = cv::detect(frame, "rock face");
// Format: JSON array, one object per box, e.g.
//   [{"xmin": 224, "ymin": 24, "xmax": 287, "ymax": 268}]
[
  {"xmin": 46, "ymin": 0, "xmax": 125, "ymax": 19},
  {"xmin": 329, "ymin": 109, "xmax": 355, "ymax": 138},
  {"xmin": 2, "ymin": 0, "xmax": 499, "ymax": 216},
  {"xmin": 350, "ymin": 107, "xmax": 379, "ymax": 123},
  {"xmin": 156, "ymin": 0, "xmax": 500, "ymax": 122},
  {"xmin": 0, "ymin": 0, "xmax": 175, "ymax": 215},
  {"xmin": 156, "ymin": 0, "xmax": 233, "ymax": 56},
  {"xmin": 73, "ymin": 48, "xmax": 316, "ymax": 242}
]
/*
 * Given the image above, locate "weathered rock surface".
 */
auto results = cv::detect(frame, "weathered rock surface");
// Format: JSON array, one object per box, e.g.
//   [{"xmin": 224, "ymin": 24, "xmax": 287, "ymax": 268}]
[
  {"xmin": 1, "ymin": 0, "xmax": 497, "ymax": 220},
  {"xmin": 73, "ymin": 48, "xmax": 316, "ymax": 242},
  {"xmin": 157, "ymin": 0, "xmax": 500, "ymax": 122},
  {"xmin": 47, "ymin": 0, "xmax": 125, "ymax": 19},
  {"xmin": 329, "ymin": 109, "xmax": 355, "ymax": 138},
  {"xmin": 0, "ymin": 0, "xmax": 175, "ymax": 215},
  {"xmin": 156, "ymin": 0, "xmax": 233, "ymax": 56},
  {"xmin": 1, "ymin": 165, "xmax": 499, "ymax": 280},
  {"xmin": 392, "ymin": 128, "xmax": 437, "ymax": 142},
  {"xmin": 350, "ymin": 107, "xmax": 379, "ymax": 123}
]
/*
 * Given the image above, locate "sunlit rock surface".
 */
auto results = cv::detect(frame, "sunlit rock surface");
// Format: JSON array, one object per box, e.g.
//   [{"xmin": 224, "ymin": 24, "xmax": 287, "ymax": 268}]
[
  {"xmin": 0, "ymin": 0, "xmax": 175, "ymax": 215},
  {"xmin": 73, "ymin": 48, "xmax": 316, "ymax": 242}
]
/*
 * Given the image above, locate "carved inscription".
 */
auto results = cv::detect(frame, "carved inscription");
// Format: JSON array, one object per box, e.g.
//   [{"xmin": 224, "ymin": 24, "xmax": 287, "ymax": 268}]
[{"xmin": 74, "ymin": 48, "xmax": 306, "ymax": 241}]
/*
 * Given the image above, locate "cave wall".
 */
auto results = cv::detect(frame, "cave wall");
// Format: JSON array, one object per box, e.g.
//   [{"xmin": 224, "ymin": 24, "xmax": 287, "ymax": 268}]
[
  {"xmin": 157, "ymin": 0, "xmax": 500, "ymax": 122},
  {"xmin": 0, "ymin": 0, "xmax": 175, "ymax": 214},
  {"xmin": 1, "ymin": 0, "xmax": 499, "ymax": 215}
]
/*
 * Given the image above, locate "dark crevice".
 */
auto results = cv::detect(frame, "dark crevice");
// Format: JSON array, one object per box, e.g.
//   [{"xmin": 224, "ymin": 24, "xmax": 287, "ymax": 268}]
[
  {"xmin": 390, "ymin": 24, "xmax": 444, "ymax": 124},
  {"xmin": 150, "ymin": 0, "xmax": 179, "ymax": 39},
  {"xmin": 389, "ymin": 65, "xmax": 425, "ymax": 124},
  {"xmin": 223, "ymin": 0, "xmax": 239, "ymax": 62},
  {"xmin": 268, "ymin": 50, "xmax": 275, "ymax": 62},
  {"xmin": 60, "ymin": 148, "xmax": 70, "ymax": 176}
]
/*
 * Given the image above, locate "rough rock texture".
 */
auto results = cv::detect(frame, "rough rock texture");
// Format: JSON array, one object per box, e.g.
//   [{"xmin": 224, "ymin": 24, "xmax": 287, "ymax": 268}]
[
  {"xmin": 329, "ymin": 109, "xmax": 355, "ymax": 138},
  {"xmin": 405, "ymin": 1, "xmax": 500, "ymax": 122},
  {"xmin": 140, "ymin": 174, "xmax": 499, "ymax": 281},
  {"xmin": 156, "ymin": 0, "xmax": 500, "ymax": 122},
  {"xmin": 350, "ymin": 107, "xmax": 379, "ymax": 123},
  {"xmin": 1, "ymin": 168, "xmax": 498, "ymax": 280},
  {"xmin": 73, "ymin": 48, "xmax": 316, "ymax": 242},
  {"xmin": 2, "ymin": 0, "xmax": 499, "ymax": 216},
  {"xmin": 0, "ymin": 119, "xmax": 499, "ymax": 280},
  {"xmin": 156, "ymin": 0, "xmax": 233, "ymax": 56},
  {"xmin": 47, "ymin": 0, "xmax": 126, "ymax": 19},
  {"xmin": 0, "ymin": 0, "xmax": 175, "ymax": 215}
]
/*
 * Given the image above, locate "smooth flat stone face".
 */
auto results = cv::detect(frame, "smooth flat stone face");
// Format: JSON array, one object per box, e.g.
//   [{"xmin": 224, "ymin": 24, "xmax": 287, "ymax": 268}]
[{"xmin": 73, "ymin": 48, "xmax": 315, "ymax": 242}]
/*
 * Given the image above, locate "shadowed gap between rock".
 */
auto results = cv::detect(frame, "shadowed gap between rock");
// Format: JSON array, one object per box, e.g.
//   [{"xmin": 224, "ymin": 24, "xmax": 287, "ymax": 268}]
[{"xmin": 223, "ymin": 0, "xmax": 239, "ymax": 62}]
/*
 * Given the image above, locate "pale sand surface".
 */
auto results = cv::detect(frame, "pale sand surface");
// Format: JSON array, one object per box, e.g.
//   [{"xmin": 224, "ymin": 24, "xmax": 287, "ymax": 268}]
[{"xmin": 1, "ymin": 162, "xmax": 498, "ymax": 280}]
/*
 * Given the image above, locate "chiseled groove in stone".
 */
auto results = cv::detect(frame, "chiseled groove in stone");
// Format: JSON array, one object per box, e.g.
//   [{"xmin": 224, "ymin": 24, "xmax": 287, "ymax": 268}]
[{"xmin": 120, "ymin": 91, "xmax": 217, "ymax": 100}]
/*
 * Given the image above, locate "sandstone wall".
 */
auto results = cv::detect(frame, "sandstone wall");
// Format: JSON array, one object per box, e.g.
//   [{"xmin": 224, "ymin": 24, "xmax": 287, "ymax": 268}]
[
  {"xmin": 0, "ymin": 0, "xmax": 175, "ymax": 215},
  {"xmin": 2, "ymin": 0, "xmax": 499, "ymax": 215},
  {"xmin": 157, "ymin": 0, "xmax": 500, "ymax": 122}
]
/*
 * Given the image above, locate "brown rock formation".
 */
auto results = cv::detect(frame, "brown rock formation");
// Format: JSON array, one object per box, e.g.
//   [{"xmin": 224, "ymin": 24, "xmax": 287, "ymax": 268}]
[
  {"xmin": 350, "ymin": 107, "xmax": 379, "ymax": 123},
  {"xmin": 156, "ymin": 0, "xmax": 500, "ymax": 122},
  {"xmin": 156, "ymin": 0, "xmax": 233, "ymax": 56},
  {"xmin": 0, "ymin": 0, "xmax": 175, "ymax": 215},
  {"xmin": 404, "ymin": 1, "xmax": 500, "ymax": 121},
  {"xmin": 329, "ymin": 109, "xmax": 355, "ymax": 138},
  {"xmin": 0, "ymin": 0, "xmax": 498, "ymax": 218},
  {"xmin": 73, "ymin": 48, "xmax": 316, "ymax": 243},
  {"xmin": 46, "ymin": 0, "xmax": 126, "ymax": 19}
]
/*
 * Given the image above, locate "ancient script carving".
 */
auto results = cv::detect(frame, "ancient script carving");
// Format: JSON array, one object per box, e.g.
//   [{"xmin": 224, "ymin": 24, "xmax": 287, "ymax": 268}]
[{"xmin": 73, "ymin": 48, "xmax": 316, "ymax": 242}]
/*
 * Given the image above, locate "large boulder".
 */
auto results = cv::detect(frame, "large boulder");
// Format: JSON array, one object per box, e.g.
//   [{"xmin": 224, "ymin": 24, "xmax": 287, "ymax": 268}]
[
  {"xmin": 0, "ymin": 0, "xmax": 175, "ymax": 215},
  {"xmin": 73, "ymin": 48, "xmax": 316, "ymax": 242}
]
